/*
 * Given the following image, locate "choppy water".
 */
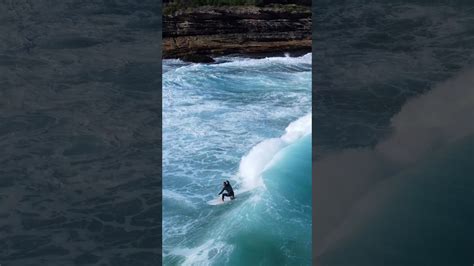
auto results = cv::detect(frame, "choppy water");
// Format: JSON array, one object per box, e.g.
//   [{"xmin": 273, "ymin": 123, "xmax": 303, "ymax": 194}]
[
  {"xmin": 0, "ymin": 1, "xmax": 161, "ymax": 265},
  {"xmin": 163, "ymin": 54, "xmax": 312, "ymax": 265}
]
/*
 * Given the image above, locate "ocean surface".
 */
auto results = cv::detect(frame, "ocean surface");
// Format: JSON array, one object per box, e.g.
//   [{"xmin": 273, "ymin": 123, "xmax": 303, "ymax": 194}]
[
  {"xmin": 313, "ymin": 1, "xmax": 474, "ymax": 264},
  {"xmin": 1, "ymin": 1, "xmax": 161, "ymax": 265},
  {"xmin": 162, "ymin": 54, "xmax": 312, "ymax": 265}
]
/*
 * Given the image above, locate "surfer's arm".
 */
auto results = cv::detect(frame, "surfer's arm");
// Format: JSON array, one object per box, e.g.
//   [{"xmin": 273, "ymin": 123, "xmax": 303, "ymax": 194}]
[{"xmin": 218, "ymin": 187, "xmax": 225, "ymax": 195}]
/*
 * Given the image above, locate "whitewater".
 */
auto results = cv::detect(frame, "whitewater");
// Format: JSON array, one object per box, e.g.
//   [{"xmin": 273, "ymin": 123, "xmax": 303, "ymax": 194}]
[{"xmin": 162, "ymin": 53, "xmax": 312, "ymax": 265}]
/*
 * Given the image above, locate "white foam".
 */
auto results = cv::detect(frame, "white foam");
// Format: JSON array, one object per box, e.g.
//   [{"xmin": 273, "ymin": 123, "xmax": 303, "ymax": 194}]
[
  {"xmin": 238, "ymin": 113, "xmax": 312, "ymax": 190},
  {"xmin": 171, "ymin": 240, "xmax": 231, "ymax": 266},
  {"xmin": 216, "ymin": 53, "xmax": 312, "ymax": 68},
  {"xmin": 163, "ymin": 189, "xmax": 196, "ymax": 208},
  {"xmin": 282, "ymin": 113, "xmax": 313, "ymax": 143}
]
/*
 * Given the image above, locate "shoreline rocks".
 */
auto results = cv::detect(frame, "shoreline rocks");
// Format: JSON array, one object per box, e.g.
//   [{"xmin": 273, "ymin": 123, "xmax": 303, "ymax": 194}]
[{"xmin": 163, "ymin": 5, "xmax": 311, "ymax": 62}]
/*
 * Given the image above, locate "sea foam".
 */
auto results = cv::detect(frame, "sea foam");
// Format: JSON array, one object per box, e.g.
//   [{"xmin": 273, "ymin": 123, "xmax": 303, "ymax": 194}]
[{"xmin": 238, "ymin": 113, "xmax": 312, "ymax": 190}]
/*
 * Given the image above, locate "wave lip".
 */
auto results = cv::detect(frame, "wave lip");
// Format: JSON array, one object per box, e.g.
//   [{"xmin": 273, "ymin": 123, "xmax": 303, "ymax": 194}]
[
  {"xmin": 238, "ymin": 113, "xmax": 312, "ymax": 190},
  {"xmin": 167, "ymin": 114, "xmax": 313, "ymax": 266}
]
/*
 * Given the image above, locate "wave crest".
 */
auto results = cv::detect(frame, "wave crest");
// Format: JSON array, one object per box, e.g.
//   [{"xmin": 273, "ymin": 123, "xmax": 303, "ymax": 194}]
[{"xmin": 238, "ymin": 113, "xmax": 312, "ymax": 190}]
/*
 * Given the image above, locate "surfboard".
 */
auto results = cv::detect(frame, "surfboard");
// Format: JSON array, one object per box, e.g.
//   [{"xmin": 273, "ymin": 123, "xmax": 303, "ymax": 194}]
[
  {"xmin": 207, "ymin": 197, "xmax": 235, "ymax": 206},
  {"xmin": 207, "ymin": 189, "xmax": 252, "ymax": 206}
]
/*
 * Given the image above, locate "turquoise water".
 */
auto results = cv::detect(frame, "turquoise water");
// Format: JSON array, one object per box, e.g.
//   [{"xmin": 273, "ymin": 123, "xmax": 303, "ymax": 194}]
[{"xmin": 162, "ymin": 54, "xmax": 312, "ymax": 265}]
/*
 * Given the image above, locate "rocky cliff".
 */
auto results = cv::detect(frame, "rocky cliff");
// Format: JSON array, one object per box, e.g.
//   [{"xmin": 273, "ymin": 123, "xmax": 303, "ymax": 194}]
[{"xmin": 163, "ymin": 5, "xmax": 311, "ymax": 60}]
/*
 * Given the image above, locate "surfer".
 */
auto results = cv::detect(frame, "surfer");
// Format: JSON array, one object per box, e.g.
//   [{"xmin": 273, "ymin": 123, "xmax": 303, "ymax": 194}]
[{"xmin": 218, "ymin": 180, "xmax": 235, "ymax": 201}]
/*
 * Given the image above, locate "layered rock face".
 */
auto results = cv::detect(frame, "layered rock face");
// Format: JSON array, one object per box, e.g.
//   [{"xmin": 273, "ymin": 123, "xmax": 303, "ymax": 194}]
[{"xmin": 163, "ymin": 6, "xmax": 311, "ymax": 60}]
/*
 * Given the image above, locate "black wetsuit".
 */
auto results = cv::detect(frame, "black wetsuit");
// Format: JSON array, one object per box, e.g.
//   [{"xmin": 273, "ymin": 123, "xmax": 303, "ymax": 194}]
[{"xmin": 219, "ymin": 183, "xmax": 234, "ymax": 201}]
